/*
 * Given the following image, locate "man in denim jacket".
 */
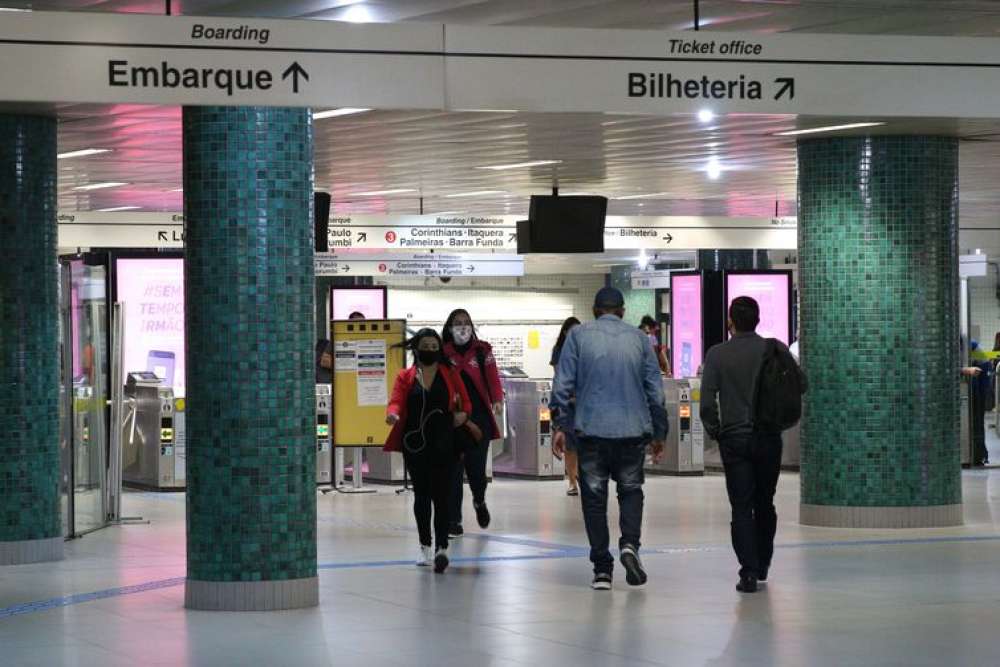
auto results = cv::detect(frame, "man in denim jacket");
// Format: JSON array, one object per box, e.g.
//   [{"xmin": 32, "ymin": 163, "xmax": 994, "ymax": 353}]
[{"xmin": 552, "ymin": 287, "xmax": 668, "ymax": 590}]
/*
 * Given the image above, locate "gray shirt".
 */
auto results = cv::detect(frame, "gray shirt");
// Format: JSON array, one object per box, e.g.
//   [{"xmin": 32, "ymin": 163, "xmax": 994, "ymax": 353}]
[{"xmin": 700, "ymin": 332, "xmax": 771, "ymax": 439}]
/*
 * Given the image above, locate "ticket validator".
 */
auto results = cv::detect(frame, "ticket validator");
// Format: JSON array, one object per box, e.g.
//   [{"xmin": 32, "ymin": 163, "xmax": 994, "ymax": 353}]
[
  {"xmin": 122, "ymin": 371, "xmax": 185, "ymax": 490},
  {"xmin": 494, "ymin": 373, "xmax": 565, "ymax": 479}
]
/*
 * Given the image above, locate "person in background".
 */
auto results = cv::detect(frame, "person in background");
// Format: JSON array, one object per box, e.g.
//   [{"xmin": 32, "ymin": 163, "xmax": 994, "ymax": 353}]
[
  {"xmin": 551, "ymin": 316, "xmax": 582, "ymax": 496},
  {"xmin": 700, "ymin": 296, "xmax": 804, "ymax": 594},
  {"xmin": 315, "ymin": 339, "xmax": 333, "ymax": 384},
  {"xmin": 442, "ymin": 309, "xmax": 504, "ymax": 537},
  {"xmin": 349, "ymin": 311, "xmax": 365, "ymax": 320},
  {"xmin": 385, "ymin": 328, "xmax": 480, "ymax": 573},
  {"xmin": 993, "ymin": 332, "xmax": 1000, "ymax": 352},
  {"xmin": 551, "ymin": 288, "xmax": 668, "ymax": 591},
  {"xmin": 640, "ymin": 315, "xmax": 671, "ymax": 376}
]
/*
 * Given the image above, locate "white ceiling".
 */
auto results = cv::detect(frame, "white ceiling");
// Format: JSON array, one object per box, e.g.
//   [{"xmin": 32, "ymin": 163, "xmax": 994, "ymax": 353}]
[
  {"xmin": 13, "ymin": 0, "xmax": 1000, "ymax": 36},
  {"xmin": 11, "ymin": 0, "xmax": 1000, "ymax": 260}
]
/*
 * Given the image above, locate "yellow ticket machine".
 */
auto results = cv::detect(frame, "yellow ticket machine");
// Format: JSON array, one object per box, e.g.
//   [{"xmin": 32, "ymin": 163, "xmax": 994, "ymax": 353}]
[{"xmin": 332, "ymin": 319, "xmax": 406, "ymax": 492}]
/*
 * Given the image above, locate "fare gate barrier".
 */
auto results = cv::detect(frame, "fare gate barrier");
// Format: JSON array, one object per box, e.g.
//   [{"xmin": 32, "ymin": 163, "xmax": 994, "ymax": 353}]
[
  {"xmin": 121, "ymin": 371, "xmax": 185, "ymax": 490},
  {"xmin": 494, "ymin": 375, "xmax": 564, "ymax": 480},
  {"xmin": 646, "ymin": 378, "xmax": 705, "ymax": 476}
]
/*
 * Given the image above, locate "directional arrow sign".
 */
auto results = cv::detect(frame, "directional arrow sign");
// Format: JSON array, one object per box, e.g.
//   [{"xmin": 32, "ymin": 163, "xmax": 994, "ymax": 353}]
[
  {"xmin": 773, "ymin": 77, "xmax": 795, "ymax": 100},
  {"xmin": 158, "ymin": 231, "xmax": 168, "ymax": 241},
  {"xmin": 662, "ymin": 233, "xmax": 673, "ymax": 244},
  {"xmin": 282, "ymin": 62, "xmax": 309, "ymax": 93},
  {"xmin": 357, "ymin": 232, "xmax": 367, "ymax": 243}
]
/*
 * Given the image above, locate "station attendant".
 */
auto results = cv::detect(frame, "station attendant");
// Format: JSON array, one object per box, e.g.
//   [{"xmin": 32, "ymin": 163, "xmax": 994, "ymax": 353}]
[
  {"xmin": 442, "ymin": 309, "xmax": 505, "ymax": 536},
  {"xmin": 551, "ymin": 317, "xmax": 582, "ymax": 496},
  {"xmin": 385, "ymin": 328, "xmax": 480, "ymax": 573}
]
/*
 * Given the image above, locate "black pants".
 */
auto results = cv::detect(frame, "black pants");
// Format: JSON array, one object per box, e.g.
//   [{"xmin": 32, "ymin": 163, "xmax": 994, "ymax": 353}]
[
  {"xmin": 577, "ymin": 437, "xmax": 646, "ymax": 575},
  {"xmin": 404, "ymin": 451, "xmax": 455, "ymax": 550},
  {"xmin": 719, "ymin": 431, "xmax": 783, "ymax": 579},
  {"xmin": 450, "ymin": 436, "xmax": 489, "ymax": 526},
  {"xmin": 970, "ymin": 384, "xmax": 988, "ymax": 466}
]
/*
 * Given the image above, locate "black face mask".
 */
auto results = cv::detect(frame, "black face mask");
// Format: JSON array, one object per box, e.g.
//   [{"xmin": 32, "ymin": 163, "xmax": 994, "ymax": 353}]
[{"xmin": 417, "ymin": 350, "xmax": 439, "ymax": 366}]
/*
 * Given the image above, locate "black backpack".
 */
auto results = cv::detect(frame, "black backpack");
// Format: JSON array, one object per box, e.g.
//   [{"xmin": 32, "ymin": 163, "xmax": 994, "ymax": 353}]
[{"xmin": 752, "ymin": 339, "xmax": 807, "ymax": 433}]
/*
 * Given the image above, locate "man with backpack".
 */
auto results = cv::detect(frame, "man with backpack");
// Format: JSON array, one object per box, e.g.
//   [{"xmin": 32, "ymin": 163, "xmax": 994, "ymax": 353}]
[{"xmin": 701, "ymin": 296, "xmax": 806, "ymax": 593}]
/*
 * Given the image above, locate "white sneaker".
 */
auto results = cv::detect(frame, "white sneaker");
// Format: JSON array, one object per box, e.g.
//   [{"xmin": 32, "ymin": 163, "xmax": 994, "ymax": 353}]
[
  {"xmin": 433, "ymin": 547, "xmax": 450, "ymax": 573},
  {"xmin": 416, "ymin": 545, "xmax": 433, "ymax": 567}
]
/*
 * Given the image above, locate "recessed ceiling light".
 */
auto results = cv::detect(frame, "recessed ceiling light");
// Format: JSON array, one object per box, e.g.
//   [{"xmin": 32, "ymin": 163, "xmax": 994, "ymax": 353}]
[
  {"xmin": 58, "ymin": 148, "xmax": 112, "ymax": 159},
  {"xmin": 775, "ymin": 122, "xmax": 885, "ymax": 137},
  {"xmin": 477, "ymin": 160, "xmax": 562, "ymax": 171},
  {"xmin": 169, "ymin": 188, "xmax": 184, "ymax": 192},
  {"xmin": 697, "ymin": 109, "xmax": 715, "ymax": 123},
  {"xmin": 73, "ymin": 182, "xmax": 128, "ymax": 191},
  {"xmin": 444, "ymin": 190, "xmax": 508, "ymax": 198},
  {"xmin": 341, "ymin": 3, "xmax": 376, "ymax": 23},
  {"xmin": 97, "ymin": 205, "xmax": 142, "ymax": 212},
  {"xmin": 312, "ymin": 108, "xmax": 371, "ymax": 119},
  {"xmin": 351, "ymin": 188, "xmax": 417, "ymax": 196},
  {"xmin": 0, "ymin": 7, "xmax": 31, "ymax": 11},
  {"xmin": 614, "ymin": 192, "xmax": 673, "ymax": 200},
  {"xmin": 431, "ymin": 211, "xmax": 463, "ymax": 216},
  {"xmin": 706, "ymin": 158, "xmax": 722, "ymax": 180}
]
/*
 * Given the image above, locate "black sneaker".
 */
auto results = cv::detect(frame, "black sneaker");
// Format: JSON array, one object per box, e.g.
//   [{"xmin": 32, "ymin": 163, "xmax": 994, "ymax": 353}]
[
  {"xmin": 619, "ymin": 545, "xmax": 647, "ymax": 586},
  {"xmin": 448, "ymin": 523, "xmax": 464, "ymax": 538},
  {"xmin": 591, "ymin": 572, "xmax": 613, "ymax": 591},
  {"xmin": 736, "ymin": 575, "xmax": 758, "ymax": 593},
  {"xmin": 474, "ymin": 502, "xmax": 491, "ymax": 529},
  {"xmin": 758, "ymin": 568, "xmax": 769, "ymax": 582},
  {"xmin": 434, "ymin": 548, "xmax": 449, "ymax": 573}
]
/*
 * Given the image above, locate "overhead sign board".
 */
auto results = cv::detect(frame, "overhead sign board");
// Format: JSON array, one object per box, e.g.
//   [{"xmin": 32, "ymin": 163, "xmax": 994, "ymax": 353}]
[
  {"xmin": 58, "ymin": 212, "xmax": 184, "ymax": 248},
  {"xmin": 314, "ymin": 253, "xmax": 524, "ymax": 278},
  {"xmin": 4, "ymin": 12, "xmax": 1000, "ymax": 117},
  {"xmin": 631, "ymin": 269, "xmax": 675, "ymax": 290},
  {"xmin": 329, "ymin": 214, "xmax": 797, "ymax": 251}
]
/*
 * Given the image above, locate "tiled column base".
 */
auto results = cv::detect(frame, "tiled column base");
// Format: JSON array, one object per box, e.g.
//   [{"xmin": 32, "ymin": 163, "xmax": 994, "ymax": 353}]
[
  {"xmin": 800, "ymin": 504, "xmax": 963, "ymax": 528},
  {"xmin": 185, "ymin": 577, "xmax": 319, "ymax": 611},
  {"xmin": 0, "ymin": 537, "xmax": 63, "ymax": 565}
]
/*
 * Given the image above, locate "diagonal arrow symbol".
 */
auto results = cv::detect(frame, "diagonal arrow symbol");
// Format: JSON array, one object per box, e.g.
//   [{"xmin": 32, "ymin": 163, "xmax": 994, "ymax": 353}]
[
  {"xmin": 508, "ymin": 233, "xmax": 517, "ymax": 243},
  {"xmin": 774, "ymin": 77, "xmax": 795, "ymax": 100},
  {"xmin": 357, "ymin": 232, "xmax": 367, "ymax": 243},
  {"xmin": 157, "ymin": 231, "xmax": 168, "ymax": 241},
  {"xmin": 282, "ymin": 62, "xmax": 309, "ymax": 94}
]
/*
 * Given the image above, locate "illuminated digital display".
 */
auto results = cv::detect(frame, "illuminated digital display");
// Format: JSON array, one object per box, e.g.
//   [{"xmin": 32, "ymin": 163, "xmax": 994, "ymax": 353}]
[
  {"xmin": 671, "ymin": 274, "xmax": 703, "ymax": 378},
  {"xmin": 115, "ymin": 258, "xmax": 186, "ymax": 396},
  {"xmin": 726, "ymin": 272, "xmax": 792, "ymax": 345},
  {"xmin": 316, "ymin": 424, "xmax": 330, "ymax": 437},
  {"xmin": 331, "ymin": 287, "xmax": 386, "ymax": 320}
]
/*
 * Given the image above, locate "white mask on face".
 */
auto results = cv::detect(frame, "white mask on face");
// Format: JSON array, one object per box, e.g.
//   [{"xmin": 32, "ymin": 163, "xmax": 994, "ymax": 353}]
[{"xmin": 452, "ymin": 325, "xmax": 473, "ymax": 346}]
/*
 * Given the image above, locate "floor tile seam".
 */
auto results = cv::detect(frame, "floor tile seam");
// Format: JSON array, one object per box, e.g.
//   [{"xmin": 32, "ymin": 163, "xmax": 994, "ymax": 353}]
[{"xmin": 488, "ymin": 623, "xmax": 670, "ymax": 666}]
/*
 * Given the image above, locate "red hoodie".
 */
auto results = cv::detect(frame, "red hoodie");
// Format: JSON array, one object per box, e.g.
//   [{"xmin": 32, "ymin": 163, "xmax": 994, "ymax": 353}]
[{"xmin": 443, "ymin": 339, "xmax": 504, "ymax": 440}]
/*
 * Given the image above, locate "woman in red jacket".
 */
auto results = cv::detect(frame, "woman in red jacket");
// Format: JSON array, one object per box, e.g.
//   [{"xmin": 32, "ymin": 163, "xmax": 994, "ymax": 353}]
[
  {"xmin": 385, "ymin": 328, "xmax": 481, "ymax": 573},
  {"xmin": 442, "ymin": 309, "xmax": 504, "ymax": 536}
]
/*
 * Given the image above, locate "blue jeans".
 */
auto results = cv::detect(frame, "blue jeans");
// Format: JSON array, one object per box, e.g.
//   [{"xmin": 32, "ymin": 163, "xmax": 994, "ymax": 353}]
[{"xmin": 577, "ymin": 436, "xmax": 646, "ymax": 574}]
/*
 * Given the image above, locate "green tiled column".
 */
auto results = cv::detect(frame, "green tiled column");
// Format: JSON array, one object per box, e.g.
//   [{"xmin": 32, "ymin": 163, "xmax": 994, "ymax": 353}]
[
  {"xmin": 611, "ymin": 265, "xmax": 654, "ymax": 327},
  {"xmin": 183, "ymin": 107, "xmax": 317, "ymax": 610},
  {"xmin": 0, "ymin": 115, "xmax": 63, "ymax": 565},
  {"xmin": 798, "ymin": 136, "xmax": 962, "ymax": 528}
]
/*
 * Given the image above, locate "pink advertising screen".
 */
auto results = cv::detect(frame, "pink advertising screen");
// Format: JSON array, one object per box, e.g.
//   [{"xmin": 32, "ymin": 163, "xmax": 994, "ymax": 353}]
[
  {"xmin": 115, "ymin": 258, "xmax": 186, "ymax": 396},
  {"xmin": 331, "ymin": 287, "xmax": 386, "ymax": 320},
  {"xmin": 726, "ymin": 273, "xmax": 792, "ymax": 345},
  {"xmin": 671, "ymin": 274, "xmax": 703, "ymax": 378}
]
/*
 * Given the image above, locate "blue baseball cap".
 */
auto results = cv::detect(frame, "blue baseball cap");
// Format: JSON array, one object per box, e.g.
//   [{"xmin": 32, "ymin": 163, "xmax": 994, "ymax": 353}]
[{"xmin": 594, "ymin": 287, "xmax": 625, "ymax": 309}]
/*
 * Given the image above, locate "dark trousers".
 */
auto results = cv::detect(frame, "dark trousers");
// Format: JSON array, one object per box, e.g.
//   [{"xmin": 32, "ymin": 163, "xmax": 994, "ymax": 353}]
[
  {"xmin": 450, "ymin": 437, "xmax": 489, "ymax": 526},
  {"xmin": 719, "ymin": 431, "xmax": 783, "ymax": 578},
  {"xmin": 577, "ymin": 437, "xmax": 646, "ymax": 575},
  {"xmin": 404, "ymin": 451, "xmax": 455, "ymax": 550},
  {"xmin": 970, "ymin": 384, "xmax": 988, "ymax": 465}
]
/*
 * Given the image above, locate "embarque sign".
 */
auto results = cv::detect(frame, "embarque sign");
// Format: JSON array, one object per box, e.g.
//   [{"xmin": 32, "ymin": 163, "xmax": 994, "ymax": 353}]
[{"xmin": 3, "ymin": 12, "xmax": 1000, "ymax": 117}]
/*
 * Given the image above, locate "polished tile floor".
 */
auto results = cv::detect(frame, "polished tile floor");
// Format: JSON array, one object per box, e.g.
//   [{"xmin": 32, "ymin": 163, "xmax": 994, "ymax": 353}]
[{"xmin": 2, "ymin": 462, "xmax": 1000, "ymax": 667}]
